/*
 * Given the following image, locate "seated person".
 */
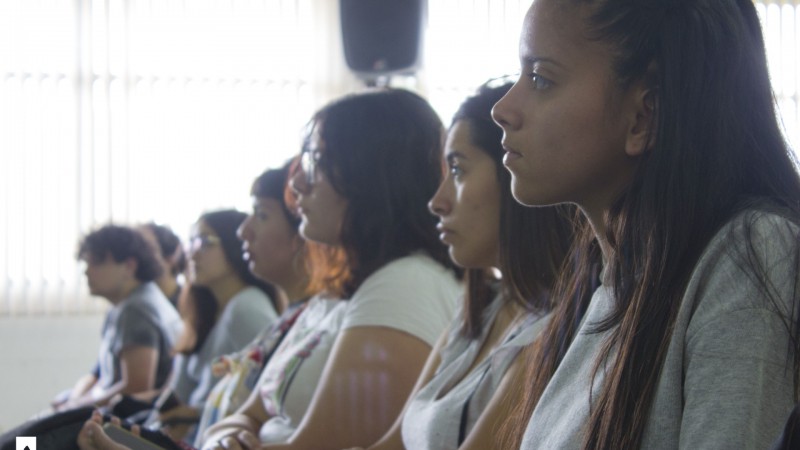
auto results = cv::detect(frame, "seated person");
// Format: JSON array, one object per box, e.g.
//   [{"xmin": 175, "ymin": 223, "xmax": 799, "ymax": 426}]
[
  {"xmin": 195, "ymin": 162, "xmax": 321, "ymax": 441},
  {"xmin": 362, "ymin": 81, "xmax": 576, "ymax": 450},
  {"xmin": 77, "ymin": 89, "xmax": 462, "ymax": 450},
  {"xmin": 150, "ymin": 209, "xmax": 280, "ymax": 443},
  {"xmin": 139, "ymin": 222, "xmax": 187, "ymax": 307},
  {"xmin": 52, "ymin": 224, "xmax": 183, "ymax": 412},
  {"xmin": 199, "ymin": 89, "xmax": 461, "ymax": 450}
]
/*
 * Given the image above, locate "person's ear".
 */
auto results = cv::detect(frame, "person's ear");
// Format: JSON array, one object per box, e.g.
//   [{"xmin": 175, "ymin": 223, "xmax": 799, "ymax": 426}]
[
  {"xmin": 124, "ymin": 257, "xmax": 139, "ymax": 276},
  {"xmin": 625, "ymin": 85, "xmax": 657, "ymax": 157}
]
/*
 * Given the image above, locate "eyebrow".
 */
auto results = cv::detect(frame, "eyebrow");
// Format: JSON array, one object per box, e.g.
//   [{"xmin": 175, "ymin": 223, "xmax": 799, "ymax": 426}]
[{"xmin": 522, "ymin": 55, "xmax": 565, "ymax": 69}]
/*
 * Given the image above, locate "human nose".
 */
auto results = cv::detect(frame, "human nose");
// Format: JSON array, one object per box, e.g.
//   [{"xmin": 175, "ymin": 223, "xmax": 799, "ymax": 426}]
[
  {"xmin": 428, "ymin": 179, "xmax": 453, "ymax": 217},
  {"xmin": 237, "ymin": 216, "xmax": 253, "ymax": 241},
  {"xmin": 289, "ymin": 165, "xmax": 311, "ymax": 195},
  {"xmin": 491, "ymin": 83, "xmax": 522, "ymax": 131}
]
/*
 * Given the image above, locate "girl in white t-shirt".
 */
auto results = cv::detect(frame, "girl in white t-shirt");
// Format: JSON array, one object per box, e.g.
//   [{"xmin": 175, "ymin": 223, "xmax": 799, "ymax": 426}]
[{"xmin": 200, "ymin": 89, "xmax": 462, "ymax": 450}]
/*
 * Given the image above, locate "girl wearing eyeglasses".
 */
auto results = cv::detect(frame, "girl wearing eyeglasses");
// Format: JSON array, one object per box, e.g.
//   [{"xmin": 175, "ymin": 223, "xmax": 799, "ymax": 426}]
[
  {"xmin": 154, "ymin": 209, "xmax": 280, "ymax": 443},
  {"xmin": 199, "ymin": 89, "xmax": 462, "ymax": 450}
]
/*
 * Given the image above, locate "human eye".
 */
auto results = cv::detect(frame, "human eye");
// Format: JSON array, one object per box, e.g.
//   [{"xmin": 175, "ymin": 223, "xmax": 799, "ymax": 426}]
[
  {"xmin": 447, "ymin": 154, "xmax": 464, "ymax": 179},
  {"xmin": 252, "ymin": 207, "xmax": 268, "ymax": 221},
  {"xmin": 528, "ymin": 71, "xmax": 553, "ymax": 90}
]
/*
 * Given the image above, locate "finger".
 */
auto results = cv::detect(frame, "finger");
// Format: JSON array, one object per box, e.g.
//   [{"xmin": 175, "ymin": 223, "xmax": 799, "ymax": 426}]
[
  {"xmin": 130, "ymin": 424, "xmax": 141, "ymax": 436},
  {"xmin": 90, "ymin": 409, "xmax": 104, "ymax": 424},
  {"xmin": 237, "ymin": 431, "xmax": 260, "ymax": 449},
  {"xmin": 220, "ymin": 436, "xmax": 244, "ymax": 450},
  {"xmin": 110, "ymin": 415, "xmax": 122, "ymax": 427}
]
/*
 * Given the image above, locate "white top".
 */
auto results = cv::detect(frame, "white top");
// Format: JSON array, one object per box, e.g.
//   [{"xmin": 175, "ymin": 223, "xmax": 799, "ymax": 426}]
[
  {"xmin": 521, "ymin": 211, "xmax": 799, "ymax": 450},
  {"xmin": 402, "ymin": 295, "xmax": 548, "ymax": 450},
  {"xmin": 255, "ymin": 253, "xmax": 461, "ymax": 444}
]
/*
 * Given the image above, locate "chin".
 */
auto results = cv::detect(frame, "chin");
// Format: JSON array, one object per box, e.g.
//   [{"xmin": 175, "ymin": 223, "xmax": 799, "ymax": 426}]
[{"xmin": 511, "ymin": 177, "xmax": 550, "ymax": 207}]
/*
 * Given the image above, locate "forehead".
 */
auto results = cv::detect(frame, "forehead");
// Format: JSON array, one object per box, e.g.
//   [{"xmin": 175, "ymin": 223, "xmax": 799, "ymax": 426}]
[
  {"xmin": 253, "ymin": 196, "xmax": 283, "ymax": 212},
  {"xmin": 446, "ymin": 122, "xmax": 479, "ymax": 154},
  {"xmin": 194, "ymin": 220, "xmax": 216, "ymax": 236},
  {"xmin": 521, "ymin": 0, "xmax": 608, "ymax": 69},
  {"xmin": 82, "ymin": 251, "xmax": 111, "ymax": 265}
]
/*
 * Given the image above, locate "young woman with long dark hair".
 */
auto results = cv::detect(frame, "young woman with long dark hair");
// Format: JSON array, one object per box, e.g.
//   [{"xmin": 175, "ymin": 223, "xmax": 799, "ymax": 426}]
[
  {"xmin": 156, "ymin": 209, "xmax": 279, "ymax": 442},
  {"xmin": 199, "ymin": 89, "xmax": 462, "ymax": 450},
  {"xmin": 491, "ymin": 0, "xmax": 800, "ymax": 448},
  {"xmin": 353, "ymin": 81, "xmax": 575, "ymax": 450}
]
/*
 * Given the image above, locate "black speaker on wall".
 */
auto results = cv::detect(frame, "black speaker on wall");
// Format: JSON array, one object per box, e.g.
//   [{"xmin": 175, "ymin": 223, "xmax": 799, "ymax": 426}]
[{"xmin": 340, "ymin": 0, "xmax": 426, "ymax": 80}]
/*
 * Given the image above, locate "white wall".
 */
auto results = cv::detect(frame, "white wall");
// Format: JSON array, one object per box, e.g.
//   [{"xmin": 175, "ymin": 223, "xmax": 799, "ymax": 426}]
[{"xmin": 0, "ymin": 314, "xmax": 104, "ymax": 433}]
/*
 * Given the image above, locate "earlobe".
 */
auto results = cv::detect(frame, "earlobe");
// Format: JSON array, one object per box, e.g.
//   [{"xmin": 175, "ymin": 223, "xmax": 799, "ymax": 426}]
[{"xmin": 625, "ymin": 86, "xmax": 658, "ymax": 157}]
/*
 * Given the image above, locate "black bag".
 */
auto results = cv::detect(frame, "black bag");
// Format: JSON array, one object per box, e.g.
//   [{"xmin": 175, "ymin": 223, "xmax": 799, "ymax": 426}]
[
  {"xmin": 0, "ymin": 407, "xmax": 93, "ymax": 450},
  {"xmin": 0, "ymin": 407, "xmax": 185, "ymax": 450}
]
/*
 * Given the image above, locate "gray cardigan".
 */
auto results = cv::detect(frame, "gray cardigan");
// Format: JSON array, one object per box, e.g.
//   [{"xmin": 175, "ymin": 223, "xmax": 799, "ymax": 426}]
[{"xmin": 522, "ymin": 211, "xmax": 798, "ymax": 449}]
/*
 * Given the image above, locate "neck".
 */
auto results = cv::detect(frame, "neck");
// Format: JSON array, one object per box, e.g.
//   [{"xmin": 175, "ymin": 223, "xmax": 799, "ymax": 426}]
[
  {"xmin": 282, "ymin": 276, "xmax": 310, "ymax": 304},
  {"xmin": 208, "ymin": 274, "xmax": 248, "ymax": 309},
  {"xmin": 109, "ymin": 279, "xmax": 143, "ymax": 305},
  {"xmin": 275, "ymin": 260, "xmax": 312, "ymax": 308},
  {"xmin": 583, "ymin": 206, "xmax": 614, "ymax": 268},
  {"xmin": 156, "ymin": 274, "xmax": 179, "ymax": 299}
]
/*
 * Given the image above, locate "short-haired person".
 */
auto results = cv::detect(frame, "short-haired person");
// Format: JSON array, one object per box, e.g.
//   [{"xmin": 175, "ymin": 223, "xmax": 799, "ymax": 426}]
[
  {"xmin": 139, "ymin": 223, "xmax": 187, "ymax": 307},
  {"xmin": 53, "ymin": 225, "xmax": 183, "ymax": 412},
  {"xmin": 356, "ymin": 81, "xmax": 575, "ymax": 450},
  {"xmin": 491, "ymin": 0, "xmax": 800, "ymax": 448},
  {"xmin": 74, "ymin": 164, "xmax": 321, "ymax": 450},
  {"xmin": 200, "ymin": 89, "xmax": 462, "ymax": 450}
]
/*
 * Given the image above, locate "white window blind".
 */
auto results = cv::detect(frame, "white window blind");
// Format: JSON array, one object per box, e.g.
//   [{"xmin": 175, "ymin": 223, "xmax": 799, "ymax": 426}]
[{"xmin": 1, "ymin": 0, "xmax": 798, "ymax": 315}]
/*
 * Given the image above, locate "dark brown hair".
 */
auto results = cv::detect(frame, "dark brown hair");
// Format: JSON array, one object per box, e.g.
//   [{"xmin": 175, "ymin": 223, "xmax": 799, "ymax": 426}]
[
  {"xmin": 175, "ymin": 209, "xmax": 277, "ymax": 354},
  {"xmin": 302, "ymin": 89, "xmax": 456, "ymax": 298},
  {"xmin": 451, "ymin": 81, "xmax": 576, "ymax": 339},
  {"xmin": 78, "ymin": 224, "xmax": 163, "ymax": 283},
  {"xmin": 507, "ymin": 0, "xmax": 800, "ymax": 448}
]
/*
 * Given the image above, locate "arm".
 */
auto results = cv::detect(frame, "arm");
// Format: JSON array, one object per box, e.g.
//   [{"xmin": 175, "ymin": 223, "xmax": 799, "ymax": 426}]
[
  {"xmin": 366, "ymin": 329, "xmax": 449, "ymax": 450},
  {"xmin": 200, "ymin": 383, "xmax": 271, "ymax": 450},
  {"xmin": 262, "ymin": 326, "xmax": 433, "ymax": 450},
  {"xmin": 678, "ymin": 308, "xmax": 795, "ymax": 449},
  {"xmin": 62, "ymin": 346, "xmax": 160, "ymax": 410},
  {"xmin": 458, "ymin": 346, "xmax": 530, "ymax": 450},
  {"xmin": 676, "ymin": 215, "xmax": 798, "ymax": 449}
]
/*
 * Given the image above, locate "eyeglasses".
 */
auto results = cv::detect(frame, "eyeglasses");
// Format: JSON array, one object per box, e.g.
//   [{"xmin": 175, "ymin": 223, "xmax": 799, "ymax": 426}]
[
  {"xmin": 300, "ymin": 147, "xmax": 322, "ymax": 186},
  {"xmin": 189, "ymin": 234, "xmax": 221, "ymax": 252}
]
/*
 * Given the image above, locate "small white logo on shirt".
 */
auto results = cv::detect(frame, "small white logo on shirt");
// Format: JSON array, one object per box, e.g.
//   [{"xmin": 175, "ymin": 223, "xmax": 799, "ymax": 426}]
[{"xmin": 16, "ymin": 436, "xmax": 36, "ymax": 450}]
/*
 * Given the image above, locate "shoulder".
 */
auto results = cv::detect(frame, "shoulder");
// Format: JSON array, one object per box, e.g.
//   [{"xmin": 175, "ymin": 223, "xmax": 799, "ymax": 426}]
[
  {"xmin": 217, "ymin": 287, "xmax": 279, "ymax": 336},
  {"xmin": 225, "ymin": 287, "xmax": 275, "ymax": 315},
  {"xmin": 343, "ymin": 254, "xmax": 460, "ymax": 345},
  {"xmin": 355, "ymin": 253, "xmax": 461, "ymax": 298},
  {"xmin": 118, "ymin": 283, "xmax": 173, "ymax": 321},
  {"xmin": 694, "ymin": 209, "xmax": 799, "ymax": 283},
  {"xmin": 684, "ymin": 208, "xmax": 800, "ymax": 329}
]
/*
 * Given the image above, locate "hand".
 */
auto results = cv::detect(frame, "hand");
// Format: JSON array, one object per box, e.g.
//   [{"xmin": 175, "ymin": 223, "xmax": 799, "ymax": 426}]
[
  {"xmin": 159, "ymin": 404, "xmax": 200, "ymax": 441},
  {"xmin": 159, "ymin": 404, "xmax": 200, "ymax": 423},
  {"xmin": 77, "ymin": 410, "xmax": 141, "ymax": 450},
  {"xmin": 203, "ymin": 429, "xmax": 260, "ymax": 450}
]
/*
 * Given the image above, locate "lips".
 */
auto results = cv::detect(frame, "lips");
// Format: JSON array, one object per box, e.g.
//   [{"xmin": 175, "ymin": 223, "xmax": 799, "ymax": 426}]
[
  {"xmin": 436, "ymin": 223, "xmax": 455, "ymax": 243},
  {"xmin": 502, "ymin": 142, "xmax": 523, "ymax": 166},
  {"xmin": 241, "ymin": 244, "xmax": 252, "ymax": 262}
]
